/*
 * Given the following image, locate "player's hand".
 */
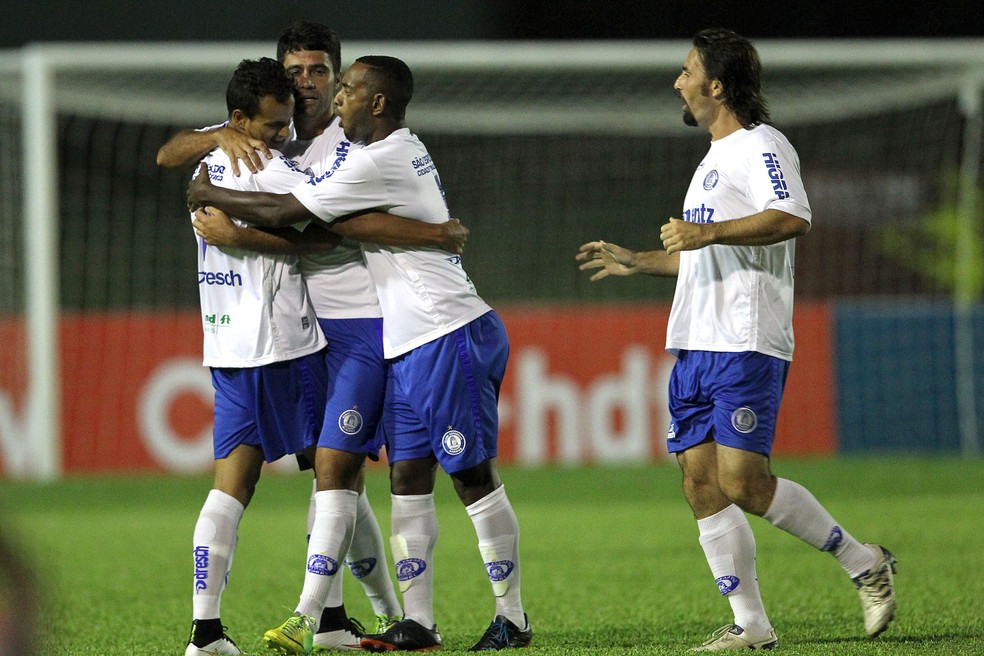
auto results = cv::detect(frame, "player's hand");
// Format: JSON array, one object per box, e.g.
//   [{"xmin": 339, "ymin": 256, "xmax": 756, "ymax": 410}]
[
  {"xmin": 187, "ymin": 163, "xmax": 214, "ymax": 211},
  {"xmin": 438, "ymin": 218, "xmax": 469, "ymax": 254},
  {"xmin": 215, "ymin": 126, "xmax": 271, "ymax": 176},
  {"xmin": 576, "ymin": 240, "xmax": 637, "ymax": 281},
  {"xmin": 660, "ymin": 218, "xmax": 705, "ymax": 255},
  {"xmin": 193, "ymin": 207, "xmax": 240, "ymax": 247}
]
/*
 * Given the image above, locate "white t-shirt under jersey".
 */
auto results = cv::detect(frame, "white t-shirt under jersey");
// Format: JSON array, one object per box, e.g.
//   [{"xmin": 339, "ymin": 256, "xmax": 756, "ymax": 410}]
[
  {"xmin": 195, "ymin": 149, "xmax": 326, "ymax": 367},
  {"xmin": 665, "ymin": 124, "xmax": 812, "ymax": 362},
  {"xmin": 283, "ymin": 118, "xmax": 382, "ymax": 319},
  {"xmin": 292, "ymin": 128, "xmax": 492, "ymax": 358}
]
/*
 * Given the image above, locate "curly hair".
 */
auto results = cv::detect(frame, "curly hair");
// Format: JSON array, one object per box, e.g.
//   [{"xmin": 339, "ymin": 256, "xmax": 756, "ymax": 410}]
[
  {"xmin": 693, "ymin": 28, "xmax": 771, "ymax": 127},
  {"xmin": 225, "ymin": 57, "xmax": 295, "ymax": 118}
]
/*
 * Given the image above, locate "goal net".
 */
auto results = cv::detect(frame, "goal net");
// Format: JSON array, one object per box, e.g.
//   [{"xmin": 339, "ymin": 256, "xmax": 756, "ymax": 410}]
[{"xmin": 0, "ymin": 39, "xmax": 982, "ymax": 477}]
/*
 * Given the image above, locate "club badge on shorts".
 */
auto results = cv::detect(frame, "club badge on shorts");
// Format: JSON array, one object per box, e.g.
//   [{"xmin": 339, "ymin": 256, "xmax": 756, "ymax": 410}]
[{"xmin": 442, "ymin": 428, "xmax": 466, "ymax": 456}]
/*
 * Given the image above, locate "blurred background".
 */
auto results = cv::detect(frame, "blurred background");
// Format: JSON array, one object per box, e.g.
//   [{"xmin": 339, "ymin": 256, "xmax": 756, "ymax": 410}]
[{"xmin": 1, "ymin": 2, "xmax": 983, "ymax": 480}]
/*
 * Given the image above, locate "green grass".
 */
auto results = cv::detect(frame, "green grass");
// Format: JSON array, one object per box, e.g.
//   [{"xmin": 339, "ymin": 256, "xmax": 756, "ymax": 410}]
[{"xmin": 1, "ymin": 457, "xmax": 982, "ymax": 655}]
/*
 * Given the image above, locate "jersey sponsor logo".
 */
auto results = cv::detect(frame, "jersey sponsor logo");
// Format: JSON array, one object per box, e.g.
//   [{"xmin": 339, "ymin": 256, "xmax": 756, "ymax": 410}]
[
  {"xmin": 702, "ymin": 170, "xmax": 719, "ymax": 190},
  {"xmin": 347, "ymin": 556, "xmax": 377, "ymax": 579},
  {"xmin": 396, "ymin": 557, "xmax": 427, "ymax": 582},
  {"xmin": 412, "ymin": 153, "xmax": 437, "ymax": 177},
  {"xmin": 203, "ymin": 314, "xmax": 231, "ymax": 333},
  {"xmin": 682, "ymin": 203, "xmax": 715, "ymax": 224},
  {"xmin": 338, "ymin": 408, "xmax": 364, "ymax": 435},
  {"xmin": 193, "ymin": 545, "xmax": 209, "ymax": 592},
  {"xmin": 442, "ymin": 429, "xmax": 466, "ymax": 456},
  {"xmin": 484, "ymin": 559, "xmax": 515, "ymax": 582},
  {"xmin": 716, "ymin": 575, "xmax": 740, "ymax": 595},
  {"xmin": 821, "ymin": 525, "xmax": 843, "ymax": 553},
  {"xmin": 307, "ymin": 553, "xmax": 339, "ymax": 576},
  {"xmin": 305, "ymin": 141, "xmax": 350, "ymax": 185},
  {"xmin": 762, "ymin": 152, "xmax": 791, "ymax": 200},
  {"xmin": 205, "ymin": 162, "xmax": 226, "ymax": 182},
  {"xmin": 731, "ymin": 407, "xmax": 758, "ymax": 434},
  {"xmin": 199, "ymin": 270, "xmax": 243, "ymax": 286}
]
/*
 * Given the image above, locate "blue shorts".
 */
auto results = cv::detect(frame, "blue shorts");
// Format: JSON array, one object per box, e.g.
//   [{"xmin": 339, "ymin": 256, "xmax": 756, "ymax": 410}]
[
  {"xmin": 666, "ymin": 350, "xmax": 789, "ymax": 457},
  {"xmin": 211, "ymin": 349, "xmax": 328, "ymax": 463},
  {"xmin": 317, "ymin": 317, "xmax": 386, "ymax": 459},
  {"xmin": 382, "ymin": 311, "xmax": 508, "ymax": 474}
]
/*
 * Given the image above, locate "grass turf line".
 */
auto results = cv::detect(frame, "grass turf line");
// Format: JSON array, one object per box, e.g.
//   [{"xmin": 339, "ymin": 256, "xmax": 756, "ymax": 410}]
[{"xmin": 0, "ymin": 457, "xmax": 981, "ymax": 654}]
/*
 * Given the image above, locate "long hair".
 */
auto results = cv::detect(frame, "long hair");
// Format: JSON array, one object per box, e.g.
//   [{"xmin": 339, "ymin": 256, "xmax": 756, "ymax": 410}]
[
  {"xmin": 693, "ymin": 28, "xmax": 770, "ymax": 127},
  {"xmin": 276, "ymin": 20, "xmax": 342, "ymax": 76}
]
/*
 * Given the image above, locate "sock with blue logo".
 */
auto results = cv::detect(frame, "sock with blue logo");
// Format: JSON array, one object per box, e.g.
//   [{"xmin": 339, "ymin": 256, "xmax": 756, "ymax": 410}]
[
  {"xmin": 296, "ymin": 489, "xmax": 358, "ymax": 618},
  {"xmin": 763, "ymin": 477, "xmax": 877, "ymax": 578},
  {"xmin": 390, "ymin": 493, "xmax": 439, "ymax": 630},
  {"xmin": 466, "ymin": 485, "xmax": 525, "ymax": 628},
  {"xmin": 348, "ymin": 488, "xmax": 403, "ymax": 618},
  {"xmin": 697, "ymin": 504, "xmax": 771, "ymax": 636},
  {"xmin": 191, "ymin": 489, "xmax": 244, "ymax": 622}
]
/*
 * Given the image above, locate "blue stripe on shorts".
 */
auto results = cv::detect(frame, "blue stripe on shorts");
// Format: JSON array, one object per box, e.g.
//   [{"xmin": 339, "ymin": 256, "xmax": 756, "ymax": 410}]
[
  {"xmin": 666, "ymin": 350, "xmax": 789, "ymax": 457},
  {"xmin": 382, "ymin": 311, "xmax": 509, "ymax": 474}
]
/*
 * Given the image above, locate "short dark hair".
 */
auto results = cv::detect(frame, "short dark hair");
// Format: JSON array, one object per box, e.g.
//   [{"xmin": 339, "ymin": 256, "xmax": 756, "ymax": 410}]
[
  {"xmin": 355, "ymin": 55, "xmax": 414, "ymax": 120},
  {"xmin": 693, "ymin": 28, "xmax": 770, "ymax": 127},
  {"xmin": 225, "ymin": 57, "xmax": 295, "ymax": 118},
  {"xmin": 277, "ymin": 20, "xmax": 342, "ymax": 76}
]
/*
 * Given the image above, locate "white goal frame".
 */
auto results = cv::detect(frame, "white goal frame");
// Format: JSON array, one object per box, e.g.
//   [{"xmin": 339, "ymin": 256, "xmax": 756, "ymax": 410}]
[{"xmin": 1, "ymin": 39, "xmax": 983, "ymax": 478}]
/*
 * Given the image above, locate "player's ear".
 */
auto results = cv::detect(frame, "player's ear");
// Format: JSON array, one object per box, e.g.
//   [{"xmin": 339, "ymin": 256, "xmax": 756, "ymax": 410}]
[
  {"xmin": 709, "ymin": 79, "xmax": 725, "ymax": 101},
  {"xmin": 371, "ymin": 93, "xmax": 386, "ymax": 117},
  {"xmin": 229, "ymin": 108, "xmax": 248, "ymax": 131}
]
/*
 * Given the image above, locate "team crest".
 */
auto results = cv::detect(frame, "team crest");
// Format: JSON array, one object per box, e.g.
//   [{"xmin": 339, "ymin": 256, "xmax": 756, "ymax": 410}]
[
  {"xmin": 338, "ymin": 409, "xmax": 363, "ymax": 435},
  {"xmin": 716, "ymin": 575, "xmax": 740, "ymax": 595},
  {"xmin": 485, "ymin": 560, "xmax": 515, "ymax": 582},
  {"xmin": 731, "ymin": 407, "xmax": 758, "ymax": 434},
  {"xmin": 347, "ymin": 557, "xmax": 377, "ymax": 579},
  {"xmin": 821, "ymin": 526, "xmax": 843, "ymax": 553},
  {"xmin": 307, "ymin": 554, "xmax": 339, "ymax": 576},
  {"xmin": 442, "ymin": 429, "xmax": 466, "ymax": 456},
  {"xmin": 703, "ymin": 170, "xmax": 719, "ymax": 190},
  {"xmin": 396, "ymin": 558, "xmax": 427, "ymax": 582}
]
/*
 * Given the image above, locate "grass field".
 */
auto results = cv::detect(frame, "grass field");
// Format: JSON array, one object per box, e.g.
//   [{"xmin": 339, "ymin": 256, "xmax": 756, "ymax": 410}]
[{"xmin": 1, "ymin": 457, "xmax": 981, "ymax": 655}]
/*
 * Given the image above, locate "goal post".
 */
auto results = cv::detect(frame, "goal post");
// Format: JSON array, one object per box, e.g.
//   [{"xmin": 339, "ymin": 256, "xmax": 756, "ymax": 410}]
[{"xmin": 1, "ymin": 39, "xmax": 982, "ymax": 479}]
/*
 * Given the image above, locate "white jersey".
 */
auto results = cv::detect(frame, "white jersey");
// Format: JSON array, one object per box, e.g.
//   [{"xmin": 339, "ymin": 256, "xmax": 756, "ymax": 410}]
[
  {"xmin": 283, "ymin": 118, "xmax": 382, "ymax": 319},
  {"xmin": 292, "ymin": 128, "xmax": 492, "ymax": 358},
  {"xmin": 666, "ymin": 124, "xmax": 812, "ymax": 361},
  {"xmin": 196, "ymin": 149, "xmax": 326, "ymax": 367}
]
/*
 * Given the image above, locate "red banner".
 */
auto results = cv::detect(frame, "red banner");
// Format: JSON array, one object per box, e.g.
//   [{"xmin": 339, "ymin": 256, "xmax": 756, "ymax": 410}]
[{"xmin": 0, "ymin": 303, "xmax": 835, "ymax": 475}]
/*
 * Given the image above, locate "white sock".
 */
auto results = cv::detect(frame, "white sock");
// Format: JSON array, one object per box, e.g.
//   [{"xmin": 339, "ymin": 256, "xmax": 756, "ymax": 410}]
[
  {"xmin": 347, "ymin": 489, "xmax": 403, "ymax": 618},
  {"xmin": 465, "ymin": 485, "xmax": 525, "ymax": 628},
  {"xmin": 296, "ymin": 489, "xmax": 359, "ymax": 618},
  {"xmin": 390, "ymin": 493, "xmax": 439, "ymax": 629},
  {"xmin": 697, "ymin": 504, "xmax": 771, "ymax": 635},
  {"xmin": 763, "ymin": 478, "xmax": 878, "ymax": 578},
  {"xmin": 191, "ymin": 489, "xmax": 244, "ymax": 620}
]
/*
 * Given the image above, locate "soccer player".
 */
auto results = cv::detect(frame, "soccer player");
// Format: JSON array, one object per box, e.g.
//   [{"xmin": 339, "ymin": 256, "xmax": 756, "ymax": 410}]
[
  {"xmin": 184, "ymin": 57, "xmax": 332, "ymax": 656},
  {"xmin": 186, "ymin": 55, "xmax": 533, "ymax": 653},
  {"xmin": 161, "ymin": 21, "xmax": 466, "ymax": 650},
  {"xmin": 576, "ymin": 28, "xmax": 896, "ymax": 651}
]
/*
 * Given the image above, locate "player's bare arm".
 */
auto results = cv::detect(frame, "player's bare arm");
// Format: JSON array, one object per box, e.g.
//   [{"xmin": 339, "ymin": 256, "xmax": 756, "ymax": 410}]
[
  {"xmin": 189, "ymin": 164, "xmax": 469, "ymax": 254},
  {"xmin": 660, "ymin": 209, "xmax": 810, "ymax": 254},
  {"xmin": 332, "ymin": 214, "xmax": 468, "ymax": 254},
  {"xmin": 193, "ymin": 207, "xmax": 341, "ymax": 255},
  {"xmin": 577, "ymin": 240, "xmax": 680, "ymax": 280},
  {"xmin": 157, "ymin": 126, "xmax": 271, "ymax": 175}
]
